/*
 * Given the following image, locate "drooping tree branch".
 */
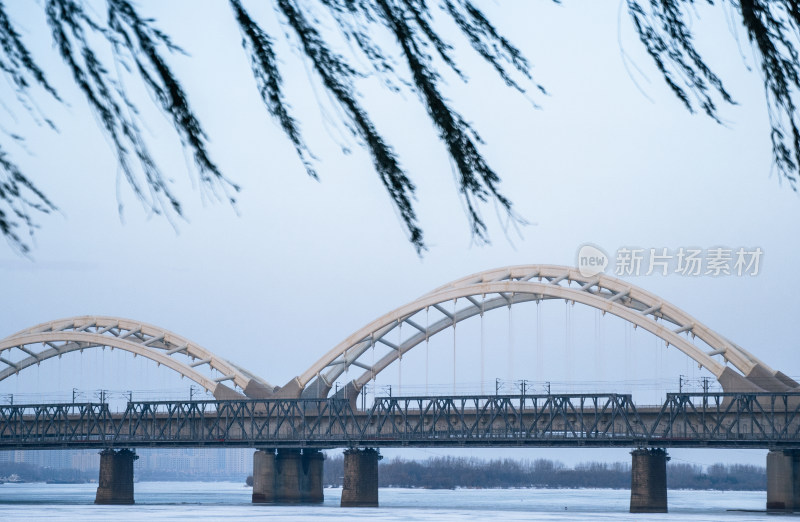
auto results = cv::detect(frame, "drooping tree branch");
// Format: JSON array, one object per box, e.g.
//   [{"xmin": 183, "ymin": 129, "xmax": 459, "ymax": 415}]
[
  {"xmin": 230, "ymin": 0, "xmax": 317, "ymax": 180},
  {"xmin": 737, "ymin": 0, "xmax": 800, "ymax": 186},
  {"xmin": 0, "ymin": 0, "xmax": 548, "ymax": 254},
  {"xmin": 442, "ymin": 0, "xmax": 541, "ymax": 94},
  {"xmin": 627, "ymin": 0, "xmax": 734, "ymax": 120},
  {"xmin": 276, "ymin": 0, "xmax": 425, "ymax": 251},
  {"xmin": 42, "ymin": 0, "xmax": 237, "ymax": 227},
  {"xmin": 372, "ymin": 0, "xmax": 520, "ymax": 243},
  {"xmin": 628, "ymin": 0, "xmax": 800, "ymax": 190},
  {"xmin": 107, "ymin": 0, "xmax": 238, "ymax": 201},
  {"xmin": 2, "ymin": 0, "xmax": 800, "ymax": 254},
  {"xmin": 46, "ymin": 0, "xmax": 171, "ymax": 215},
  {"xmin": 0, "ymin": 144, "xmax": 56, "ymax": 254},
  {"xmin": 0, "ymin": 0, "xmax": 60, "ymax": 252}
]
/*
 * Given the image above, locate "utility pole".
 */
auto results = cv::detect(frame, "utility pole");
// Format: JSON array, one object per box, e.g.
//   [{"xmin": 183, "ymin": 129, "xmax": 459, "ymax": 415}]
[
  {"xmin": 495, "ymin": 378, "xmax": 502, "ymax": 395},
  {"xmin": 361, "ymin": 384, "xmax": 367, "ymax": 411},
  {"xmin": 72, "ymin": 388, "xmax": 77, "ymax": 403},
  {"xmin": 679, "ymin": 375, "xmax": 686, "ymax": 393},
  {"xmin": 544, "ymin": 381, "xmax": 551, "ymax": 395},
  {"xmin": 701, "ymin": 377, "xmax": 710, "ymax": 395}
]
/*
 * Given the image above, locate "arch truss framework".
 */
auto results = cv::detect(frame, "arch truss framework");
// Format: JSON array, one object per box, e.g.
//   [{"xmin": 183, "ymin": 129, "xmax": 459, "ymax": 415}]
[
  {"xmin": 1, "ymin": 265, "xmax": 796, "ymax": 402},
  {"xmin": 282, "ymin": 265, "xmax": 798, "ymax": 400},
  {"xmin": 0, "ymin": 316, "xmax": 276, "ymax": 399}
]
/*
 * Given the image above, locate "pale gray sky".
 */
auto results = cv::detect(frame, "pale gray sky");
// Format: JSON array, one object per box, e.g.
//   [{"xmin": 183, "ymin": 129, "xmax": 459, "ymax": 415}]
[{"xmin": 0, "ymin": 1, "xmax": 797, "ymax": 467}]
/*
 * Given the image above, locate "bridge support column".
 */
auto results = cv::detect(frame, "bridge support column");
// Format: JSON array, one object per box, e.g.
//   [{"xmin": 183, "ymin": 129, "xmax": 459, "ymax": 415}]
[
  {"xmin": 253, "ymin": 448, "xmax": 324, "ymax": 504},
  {"xmin": 767, "ymin": 449, "xmax": 800, "ymax": 512},
  {"xmin": 95, "ymin": 449, "xmax": 137, "ymax": 505},
  {"xmin": 275, "ymin": 449, "xmax": 302, "ymax": 503},
  {"xmin": 300, "ymin": 449, "xmax": 324, "ymax": 503},
  {"xmin": 341, "ymin": 448, "xmax": 380, "ymax": 507},
  {"xmin": 252, "ymin": 449, "xmax": 276, "ymax": 503},
  {"xmin": 630, "ymin": 448, "xmax": 668, "ymax": 513}
]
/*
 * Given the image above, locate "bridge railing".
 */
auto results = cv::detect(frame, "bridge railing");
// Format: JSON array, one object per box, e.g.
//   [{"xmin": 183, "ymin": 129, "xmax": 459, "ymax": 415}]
[
  {"xmin": 0, "ymin": 393, "xmax": 798, "ymax": 448},
  {"xmin": 0, "ymin": 402, "xmax": 112, "ymax": 445},
  {"xmin": 648, "ymin": 392, "xmax": 800, "ymax": 445}
]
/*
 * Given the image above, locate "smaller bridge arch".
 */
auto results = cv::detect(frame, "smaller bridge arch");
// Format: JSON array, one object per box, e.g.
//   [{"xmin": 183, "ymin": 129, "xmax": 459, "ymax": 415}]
[
  {"xmin": 283, "ymin": 265, "xmax": 797, "ymax": 399},
  {"xmin": 0, "ymin": 316, "xmax": 276, "ymax": 399}
]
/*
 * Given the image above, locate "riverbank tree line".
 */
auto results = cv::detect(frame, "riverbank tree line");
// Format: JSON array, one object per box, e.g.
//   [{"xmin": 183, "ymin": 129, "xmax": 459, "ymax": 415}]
[
  {"xmin": 322, "ymin": 456, "xmax": 766, "ymax": 491},
  {"xmin": 0, "ymin": 462, "xmax": 94, "ymax": 483}
]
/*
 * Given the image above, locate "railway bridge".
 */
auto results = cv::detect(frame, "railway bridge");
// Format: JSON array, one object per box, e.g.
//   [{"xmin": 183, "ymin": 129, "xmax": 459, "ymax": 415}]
[{"xmin": 1, "ymin": 265, "xmax": 798, "ymax": 512}]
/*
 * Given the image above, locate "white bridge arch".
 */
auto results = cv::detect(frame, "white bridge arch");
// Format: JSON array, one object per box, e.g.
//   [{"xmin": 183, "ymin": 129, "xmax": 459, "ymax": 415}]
[
  {"xmin": 281, "ymin": 265, "xmax": 798, "ymax": 399},
  {"xmin": 2, "ymin": 265, "xmax": 795, "ymax": 402},
  {"xmin": 0, "ymin": 316, "xmax": 275, "ymax": 399}
]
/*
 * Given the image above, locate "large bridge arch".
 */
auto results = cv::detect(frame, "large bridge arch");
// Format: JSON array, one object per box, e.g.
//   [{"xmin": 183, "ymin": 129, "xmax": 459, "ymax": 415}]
[
  {"xmin": 284, "ymin": 265, "xmax": 798, "ymax": 399},
  {"xmin": 0, "ymin": 316, "xmax": 276, "ymax": 399}
]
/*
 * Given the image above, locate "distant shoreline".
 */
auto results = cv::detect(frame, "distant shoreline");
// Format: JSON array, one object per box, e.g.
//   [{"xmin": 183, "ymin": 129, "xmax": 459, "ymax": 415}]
[
  {"xmin": 0, "ymin": 455, "xmax": 767, "ymax": 492},
  {"xmin": 3, "ymin": 480, "xmax": 766, "ymax": 493},
  {"xmin": 323, "ymin": 456, "xmax": 767, "ymax": 492}
]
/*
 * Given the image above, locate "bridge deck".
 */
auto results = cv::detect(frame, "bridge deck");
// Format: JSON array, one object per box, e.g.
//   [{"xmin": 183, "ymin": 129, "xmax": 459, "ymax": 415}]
[{"xmin": 0, "ymin": 393, "xmax": 798, "ymax": 450}]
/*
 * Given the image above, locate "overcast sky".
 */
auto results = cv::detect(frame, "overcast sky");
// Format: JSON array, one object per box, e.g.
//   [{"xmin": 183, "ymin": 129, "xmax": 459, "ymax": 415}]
[{"xmin": 0, "ymin": 1, "xmax": 797, "ymax": 467}]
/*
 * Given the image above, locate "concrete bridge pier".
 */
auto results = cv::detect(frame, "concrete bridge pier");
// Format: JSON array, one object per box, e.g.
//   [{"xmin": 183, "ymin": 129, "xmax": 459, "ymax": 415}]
[
  {"xmin": 767, "ymin": 449, "xmax": 800, "ymax": 512},
  {"xmin": 341, "ymin": 448, "xmax": 380, "ymax": 507},
  {"xmin": 275, "ymin": 449, "xmax": 303, "ymax": 503},
  {"xmin": 252, "ymin": 448, "xmax": 324, "ymax": 504},
  {"xmin": 252, "ymin": 449, "xmax": 276, "ymax": 503},
  {"xmin": 94, "ymin": 448, "xmax": 138, "ymax": 505},
  {"xmin": 629, "ymin": 448, "xmax": 669, "ymax": 513},
  {"xmin": 300, "ymin": 449, "xmax": 325, "ymax": 503}
]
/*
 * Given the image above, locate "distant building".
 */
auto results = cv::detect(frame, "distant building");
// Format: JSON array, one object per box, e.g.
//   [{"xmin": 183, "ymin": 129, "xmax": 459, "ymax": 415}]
[{"xmin": 0, "ymin": 448, "xmax": 254, "ymax": 478}]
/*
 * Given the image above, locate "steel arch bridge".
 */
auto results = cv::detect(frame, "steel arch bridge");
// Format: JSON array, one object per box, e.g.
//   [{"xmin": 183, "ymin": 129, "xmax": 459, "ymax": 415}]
[
  {"xmin": 0, "ymin": 265, "xmax": 796, "ymax": 400},
  {"xmin": 282, "ymin": 265, "xmax": 798, "ymax": 400},
  {"xmin": 0, "ymin": 316, "xmax": 275, "ymax": 399}
]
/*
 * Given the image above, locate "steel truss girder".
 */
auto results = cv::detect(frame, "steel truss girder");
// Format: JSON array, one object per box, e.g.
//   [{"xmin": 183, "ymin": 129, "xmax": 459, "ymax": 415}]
[{"xmin": 0, "ymin": 393, "xmax": 798, "ymax": 450}]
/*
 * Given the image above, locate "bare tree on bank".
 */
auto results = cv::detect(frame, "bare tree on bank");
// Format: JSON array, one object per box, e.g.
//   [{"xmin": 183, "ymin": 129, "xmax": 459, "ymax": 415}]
[{"xmin": 1, "ymin": 0, "xmax": 799, "ymax": 253}]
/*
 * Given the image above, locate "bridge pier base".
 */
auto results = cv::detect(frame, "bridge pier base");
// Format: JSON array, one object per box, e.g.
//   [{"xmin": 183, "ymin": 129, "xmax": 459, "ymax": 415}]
[
  {"xmin": 252, "ymin": 449, "xmax": 276, "ymax": 503},
  {"xmin": 94, "ymin": 449, "xmax": 137, "ymax": 505},
  {"xmin": 301, "ymin": 449, "xmax": 325, "ymax": 503},
  {"xmin": 276, "ymin": 449, "xmax": 303, "ymax": 503},
  {"xmin": 767, "ymin": 449, "xmax": 800, "ymax": 512},
  {"xmin": 341, "ymin": 448, "xmax": 380, "ymax": 507},
  {"xmin": 253, "ymin": 448, "xmax": 324, "ymax": 504},
  {"xmin": 630, "ymin": 448, "xmax": 668, "ymax": 513}
]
